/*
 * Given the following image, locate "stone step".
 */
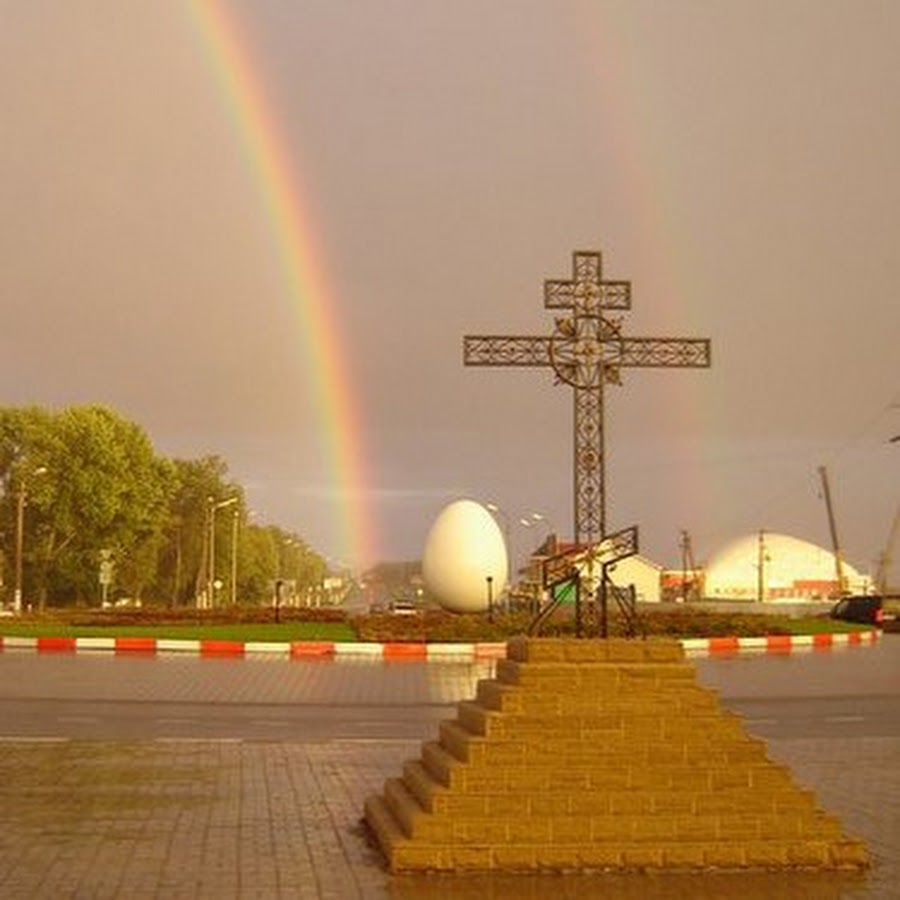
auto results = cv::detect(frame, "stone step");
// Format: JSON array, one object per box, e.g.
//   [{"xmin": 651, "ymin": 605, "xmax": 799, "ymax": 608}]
[
  {"xmin": 363, "ymin": 794, "xmax": 408, "ymax": 860},
  {"xmin": 474, "ymin": 678, "xmax": 721, "ymax": 718},
  {"xmin": 458, "ymin": 692, "xmax": 723, "ymax": 737},
  {"xmin": 506, "ymin": 636, "xmax": 686, "ymax": 664},
  {"xmin": 364, "ymin": 637, "xmax": 869, "ymax": 874},
  {"xmin": 421, "ymin": 740, "xmax": 460, "ymax": 788},
  {"xmin": 401, "ymin": 759, "xmax": 442, "ymax": 813},
  {"xmin": 401, "ymin": 759, "xmax": 821, "ymax": 820},
  {"xmin": 383, "ymin": 777, "xmax": 455, "ymax": 842},
  {"xmin": 437, "ymin": 736, "xmax": 772, "ymax": 782},
  {"xmin": 495, "ymin": 658, "xmax": 697, "ymax": 690},
  {"xmin": 444, "ymin": 719, "xmax": 769, "ymax": 768},
  {"xmin": 381, "ymin": 788, "xmax": 842, "ymax": 847},
  {"xmin": 386, "ymin": 836, "xmax": 869, "ymax": 873}
]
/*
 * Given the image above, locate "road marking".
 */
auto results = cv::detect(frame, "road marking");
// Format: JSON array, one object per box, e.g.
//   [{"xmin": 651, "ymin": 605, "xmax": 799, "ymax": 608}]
[
  {"xmin": 154, "ymin": 737, "xmax": 242, "ymax": 745},
  {"xmin": 824, "ymin": 715, "xmax": 865, "ymax": 723},
  {"xmin": 0, "ymin": 736, "xmax": 70, "ymax": 743},
  {"xmin": 250, "ymin": 720, "xmax": 291, "ymax": 728},
  {"xmin": 56, "ymin": 716, "xmax": 99, "ymax": 725}
]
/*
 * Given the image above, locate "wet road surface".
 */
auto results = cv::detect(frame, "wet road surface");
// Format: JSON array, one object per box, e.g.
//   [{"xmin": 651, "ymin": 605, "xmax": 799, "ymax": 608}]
[{"xmin": 0, "ymin": 637, "xmax": 896, "ymax": 898}]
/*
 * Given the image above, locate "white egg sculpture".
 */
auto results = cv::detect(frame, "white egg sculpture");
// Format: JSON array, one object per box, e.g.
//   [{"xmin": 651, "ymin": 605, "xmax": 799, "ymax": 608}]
[{"xmin": 423, "ymin": 499, "xmax": 508, "ymax": 613}]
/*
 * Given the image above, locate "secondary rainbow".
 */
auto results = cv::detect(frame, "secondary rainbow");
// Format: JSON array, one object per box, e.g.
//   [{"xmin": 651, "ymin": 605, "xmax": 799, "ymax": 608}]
[{"xmin": 187, "ymin": 0, "xmax": 378, "ymax": 567}]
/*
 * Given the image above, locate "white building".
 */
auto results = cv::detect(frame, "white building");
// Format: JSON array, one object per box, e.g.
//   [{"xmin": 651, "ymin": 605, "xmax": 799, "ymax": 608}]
[
  {"xmin": 604, "ymin": 554, "xmax": 664, "ymax": 604},
  {"xmin": 704, "ymin": 532, "xmax": 867, "ymax": 601}
]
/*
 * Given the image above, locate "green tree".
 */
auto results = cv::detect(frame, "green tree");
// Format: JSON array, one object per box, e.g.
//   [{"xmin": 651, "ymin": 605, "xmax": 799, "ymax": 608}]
[
  {"xmin": 39, "ymin": 406, "xmax": 172, "ymax": 606},
  {"xmin": 0, "ymin": 404, "xmax": 331, "ymax": 609},
  {"xmin": 238, "ymin": 523, "xmax": 282, "ymax": 604},
  {"xmin": 0, "ymin": 406, "xmax": 57, "ymax": 607},
  {"xmin": 0, "ymin": 405, "xmax": 173, "ymax": 607},
  {"xmin": 152, "ymin": 455, "xmax": 243, "ymax": 607}
]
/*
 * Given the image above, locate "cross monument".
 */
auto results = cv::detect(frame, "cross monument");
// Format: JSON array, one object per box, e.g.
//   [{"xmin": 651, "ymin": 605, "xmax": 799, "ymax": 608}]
[{"xmin": 464, "ymin": 249, "xmax": 711, "ymax": 553}]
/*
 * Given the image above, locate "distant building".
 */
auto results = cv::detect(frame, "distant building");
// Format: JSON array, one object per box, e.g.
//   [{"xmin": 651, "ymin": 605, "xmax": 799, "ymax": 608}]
[
  {"xmin": 526, "ymin": 540, "xmax": 663, "ymax": 604},
  {"xmin": 605, "ymin": 555, "xmax": 663, "ymax": 604},
  {"xmin": 703, "ymin": 532, "xmax": 868, "ymax": 601}
]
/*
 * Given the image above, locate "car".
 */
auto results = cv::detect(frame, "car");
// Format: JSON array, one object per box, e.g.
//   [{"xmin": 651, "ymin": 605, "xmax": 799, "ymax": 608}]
[
  {"xmin": 388, "ymin": 600, "xmax": 419, "ymax": 616},
  {"xmin": 829, "ymin": 595, "xmax": 884, "ymax": 626}
]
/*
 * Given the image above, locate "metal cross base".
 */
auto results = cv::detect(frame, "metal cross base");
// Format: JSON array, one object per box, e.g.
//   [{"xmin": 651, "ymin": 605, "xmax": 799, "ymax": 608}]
[{"xmin": 529, "ymin": 525, "xmax": 640, "ymax": 638}]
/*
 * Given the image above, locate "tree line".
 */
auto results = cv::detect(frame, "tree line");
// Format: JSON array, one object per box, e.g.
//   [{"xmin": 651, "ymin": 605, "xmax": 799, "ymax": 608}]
[{"xmin": 0, "ymin": 405, "xmax": 326, "ymax": 609}]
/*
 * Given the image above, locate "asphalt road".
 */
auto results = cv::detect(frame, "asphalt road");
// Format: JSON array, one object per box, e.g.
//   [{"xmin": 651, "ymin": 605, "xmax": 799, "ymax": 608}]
[
  {"xmin": 694, "ymin": 635, "xmax": 900, "ymax": 740},
  {"xmin": 0, "ymin": 636, "xmax": 896, "ymax": 743}
]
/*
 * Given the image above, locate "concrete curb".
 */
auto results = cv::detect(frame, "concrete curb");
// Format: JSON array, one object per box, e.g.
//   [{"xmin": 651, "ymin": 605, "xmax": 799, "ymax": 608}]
[
  {"xmin": 679, "ymin": 629, "xmax": 880, "ymax": 654},
  {"xmin": 0, "ymin": 630, "xmax": 879, "ymax": 660}
]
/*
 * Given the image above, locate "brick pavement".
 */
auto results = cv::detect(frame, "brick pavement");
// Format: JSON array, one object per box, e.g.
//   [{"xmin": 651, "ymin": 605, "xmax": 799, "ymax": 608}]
[
  {"xmin": 0, "ymin": 739, "xmax": 397, "ymax": 899},
  {"xmin": 0, "ymin": 647, "xmax": 897, "ymax": 898},
  {"xmin": 0, "ymin": 735, "xmax": 895, "ymax": 898}
]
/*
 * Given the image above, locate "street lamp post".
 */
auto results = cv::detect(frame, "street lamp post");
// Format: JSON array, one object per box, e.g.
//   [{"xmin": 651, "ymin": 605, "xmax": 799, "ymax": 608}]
[
  {"xmin": 230, "ymin": 508, "xmax": 239, "ymax": 606},
  {"xmin": 529, "ymin": 512, "xmax": 557, "ymax": 554},
  {"xmin": 207, "ymin": 496, "xmax": 238, "ymax": 608},
  {"xmin": 485, "ymin": 502, "xmax": 511, "ymax": 609},
  {"xmin": 13, "ymin": 466, "xmax": 47, "ymax": 614},
  {"xmin": 519, "ymin": 512, "xmax": 555, "ymax": 615}
]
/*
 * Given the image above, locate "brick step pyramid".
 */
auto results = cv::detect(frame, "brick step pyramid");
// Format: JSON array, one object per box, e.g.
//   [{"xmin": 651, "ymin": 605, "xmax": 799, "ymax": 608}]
[{"xmin": 364, "ymin": 637, "xmax": 868, "ymax": 873}]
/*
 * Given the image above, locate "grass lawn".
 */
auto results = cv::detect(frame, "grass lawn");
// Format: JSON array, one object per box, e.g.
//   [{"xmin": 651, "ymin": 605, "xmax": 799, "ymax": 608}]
[
  {"xmin": 0, "ymin": 621, "xmax": 358, "ymax": 643},
  {"xmin": 0, "ymin": 612, "xmax": 873, "ymax": 643},
  {"xmin": 781, "ymin": 616, "xmax": 867, "ymax": 635}
]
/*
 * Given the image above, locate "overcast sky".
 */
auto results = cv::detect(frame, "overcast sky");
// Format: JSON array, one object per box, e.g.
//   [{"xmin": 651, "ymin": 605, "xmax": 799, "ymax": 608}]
[{"xmin": 1, "ymin": 1, "xmax": 898, "ymax": 579}]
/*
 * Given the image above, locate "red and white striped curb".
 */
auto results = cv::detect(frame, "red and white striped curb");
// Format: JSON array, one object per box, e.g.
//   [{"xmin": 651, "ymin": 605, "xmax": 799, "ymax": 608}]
[
  {"xmin": 679, "ymin": 630, "xmax": 880, "ymax": 654},
  {"xmin": 0, "ymin": 630, "xmax": 879, "ymax": 660},
  {"xmin": 0, "ymin": 635, "xmax": 509, "ymax": 661}
]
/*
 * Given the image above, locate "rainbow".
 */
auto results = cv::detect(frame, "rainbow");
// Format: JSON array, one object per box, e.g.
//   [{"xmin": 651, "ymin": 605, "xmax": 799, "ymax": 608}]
[{"xmin": 187, "ymin": 0, "xmax": 378, "ymax": 567}]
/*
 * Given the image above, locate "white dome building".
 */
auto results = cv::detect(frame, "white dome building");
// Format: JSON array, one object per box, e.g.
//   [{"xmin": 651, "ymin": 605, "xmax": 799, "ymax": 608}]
[{"xmin": 704, "ymin": 532, "xmax": 867, "ymax": 601}]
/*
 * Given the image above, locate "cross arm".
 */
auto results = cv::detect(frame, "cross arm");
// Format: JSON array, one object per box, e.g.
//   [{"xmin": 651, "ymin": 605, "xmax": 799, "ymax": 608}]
[
  {"xmin": 618, "ymin": 338, "xmax": 711, "ymax": 368},
  {"xmin": 541, "ymin": 525, "xmax": 639, "ymax": 586},
  {"xmin": 463, "ymin": 336, "xmax": 551, "ymax": 367},
  {"xmin": 544, "ymin": 279, "xmax": 631, "ymax": 310}
]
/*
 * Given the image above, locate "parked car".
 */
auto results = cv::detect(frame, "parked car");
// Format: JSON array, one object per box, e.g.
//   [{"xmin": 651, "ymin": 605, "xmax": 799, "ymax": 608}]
[
  {"xmin": 829, "ymin": 595, "xmax": 884, "ymax": 626},
  {"xmin": 388, "ymin": 599, "xmax": 419, "ymax": 616}
]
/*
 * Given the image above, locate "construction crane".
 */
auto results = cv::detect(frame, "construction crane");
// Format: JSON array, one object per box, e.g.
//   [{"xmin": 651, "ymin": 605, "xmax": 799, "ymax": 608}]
[
  {"xmin": 818, "ymin": 466, "xmax": 848, "ymax": 598},
  {"xmin": 875, "ymin": 502, "xmax": 900, "ymax": 594},
  {"xmin": 678, "ymin": 529, "xmax": 699, "ymax": 601}
]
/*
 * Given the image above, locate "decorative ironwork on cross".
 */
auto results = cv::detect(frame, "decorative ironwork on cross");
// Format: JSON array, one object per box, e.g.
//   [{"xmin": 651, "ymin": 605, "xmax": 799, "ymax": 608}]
[{"xmin": 463, "ymin": 250, "xmax": 711, "ymax": 552}]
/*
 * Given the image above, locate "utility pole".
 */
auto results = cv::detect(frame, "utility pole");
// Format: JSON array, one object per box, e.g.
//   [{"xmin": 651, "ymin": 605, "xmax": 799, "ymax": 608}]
[
  {"xmin": 875, "ymin": 503, "xmax": 900, "ymax": 595},
  {"xmin": 679, "ymin": 529, "xmax": 697, "ymax": 601},
  {"xmin": 818, "ymin": 466, "xmax": 847, "ymax": 598},
  {"xmin": 757, "ymin": 530, "xmax": 767, "ymax": 604}
]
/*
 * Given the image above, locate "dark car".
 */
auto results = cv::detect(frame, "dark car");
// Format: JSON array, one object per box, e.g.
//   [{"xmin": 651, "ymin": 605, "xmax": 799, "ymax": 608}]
[{"xmin": 830, "ymin": 595, "xmax": 884, "ymax": 626}]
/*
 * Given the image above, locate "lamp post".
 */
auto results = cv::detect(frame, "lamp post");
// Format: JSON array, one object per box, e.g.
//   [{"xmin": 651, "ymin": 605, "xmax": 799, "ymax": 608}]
[
  {"xmin": 230, "ymin": 507, "xmax": 239, "ymax": 606},
  {"xmin": 207, "ymin": 496, "xmax": 238, "ymax": 608},
  {"xmin": 519, "ymin": 512, "xmax": 555, "ymax": 614},
  {"xmin": 13, "ymin": 465, "xmax": 47, "ymax": 614},
  {"xmin": 486, "ymin": 502, "xmax": 512, "ymax": 608},
  {"xmin": 529, "ymin": 512, "xmax": 557, "ymax": 553}
]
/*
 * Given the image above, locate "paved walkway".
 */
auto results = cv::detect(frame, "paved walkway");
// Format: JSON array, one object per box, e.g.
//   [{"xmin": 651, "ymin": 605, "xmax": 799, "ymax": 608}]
[
  {"xmin": 0, "ymin": 735, "xmax": 895, "ymax": 898},
  {"xmin": 0, "ymin": 645, "xmax": 896, "ymax": 898}
]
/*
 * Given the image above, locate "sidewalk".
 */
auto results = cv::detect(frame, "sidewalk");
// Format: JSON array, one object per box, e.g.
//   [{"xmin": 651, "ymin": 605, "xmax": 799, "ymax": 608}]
[
  {"xmin": 0, "ymin": 641, "xmax": 895, "ymax": 898},
  {"xmin": 0, "ymin": 734, "xmax": 895, "ymax": 899}
]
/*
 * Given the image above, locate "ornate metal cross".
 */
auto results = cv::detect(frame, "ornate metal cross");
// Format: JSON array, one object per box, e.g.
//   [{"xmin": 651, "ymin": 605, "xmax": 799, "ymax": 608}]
[{"xmin": 464, "ymin": 250, "xmax": 711, "ymax": 550}]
